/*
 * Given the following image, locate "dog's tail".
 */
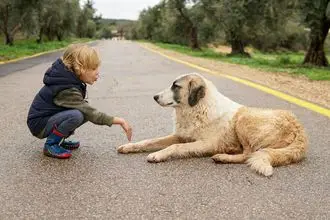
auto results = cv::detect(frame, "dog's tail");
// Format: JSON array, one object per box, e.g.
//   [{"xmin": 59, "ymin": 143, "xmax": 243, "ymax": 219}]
[{"xmin": 247, "ymin": 128, "xmax": 307, "ymax": 177}]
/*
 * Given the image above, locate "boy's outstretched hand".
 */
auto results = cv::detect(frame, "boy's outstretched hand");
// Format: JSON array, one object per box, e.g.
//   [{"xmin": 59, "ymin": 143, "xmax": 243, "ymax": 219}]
[{"xmin": 113, "ymin": 117, "xmax": 132, "ymax": 141}]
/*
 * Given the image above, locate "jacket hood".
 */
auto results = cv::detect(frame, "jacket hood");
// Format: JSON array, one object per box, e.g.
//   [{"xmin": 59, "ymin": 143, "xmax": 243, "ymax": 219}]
[{"xmin": 43, "ymin": 58, "xmax": 83, "ymax": 86}]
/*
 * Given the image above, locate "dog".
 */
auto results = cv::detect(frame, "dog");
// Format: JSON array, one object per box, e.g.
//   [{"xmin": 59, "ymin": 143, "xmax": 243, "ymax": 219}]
[{"xmin": 117, "ymin": 73, "xmax": 308, "ymax": 176}]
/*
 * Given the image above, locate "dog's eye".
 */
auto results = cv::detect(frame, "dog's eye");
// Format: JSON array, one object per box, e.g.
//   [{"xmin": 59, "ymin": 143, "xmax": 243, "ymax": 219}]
[{"xmin": 171, "ymin": 83, "xmax": 181, "ymax": 89}]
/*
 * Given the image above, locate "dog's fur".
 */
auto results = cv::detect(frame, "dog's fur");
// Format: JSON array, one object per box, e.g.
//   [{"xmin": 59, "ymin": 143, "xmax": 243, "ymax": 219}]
[{"xmin": 117, "ymin": 73, "xmax": 308, "ymax": 176}]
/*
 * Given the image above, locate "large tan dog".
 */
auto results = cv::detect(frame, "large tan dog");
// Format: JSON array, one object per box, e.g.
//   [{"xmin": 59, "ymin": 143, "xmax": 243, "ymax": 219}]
[{"xmin": 117, "ymin": 73, "xmax": 308, "ymax": 176}]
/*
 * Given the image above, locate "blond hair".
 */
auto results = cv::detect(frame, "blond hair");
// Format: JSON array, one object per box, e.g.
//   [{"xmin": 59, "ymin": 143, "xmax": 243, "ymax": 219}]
[{"xmin": 62, "ymin": 43, "xmax": 100, "ymax": 76}]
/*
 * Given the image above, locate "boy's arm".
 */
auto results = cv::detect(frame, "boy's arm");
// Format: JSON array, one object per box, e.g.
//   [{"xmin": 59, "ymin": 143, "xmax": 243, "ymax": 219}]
[{"xmin": 53, "ymin": 88, "xmax": 114, "ymax": 126}]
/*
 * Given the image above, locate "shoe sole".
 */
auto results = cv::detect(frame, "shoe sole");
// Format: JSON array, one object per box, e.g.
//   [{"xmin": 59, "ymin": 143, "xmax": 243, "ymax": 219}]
[{"xmin": 44, "ymin": 150, "xmax": 72, "ymax": 159}]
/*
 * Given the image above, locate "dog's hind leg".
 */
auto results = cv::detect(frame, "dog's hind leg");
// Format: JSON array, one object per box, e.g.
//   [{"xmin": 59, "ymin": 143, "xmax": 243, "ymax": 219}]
[
  {"xmin": 211, "ymin": 153, "xmax": 249, "ymax": 163},
  {"xmin": 212, "ymin": 139, "xmax": 251, "ymax": 164},
  {"xmin": 117, "ymin": 135, "xmax": 181, "ymax": 153},
  {"xmin": 247, "ymin": 130, "xmax": 307, "ymax": 177},
  {"xmin": 147, "ymin": 141, "xmax": 215, "ymax": 163}
]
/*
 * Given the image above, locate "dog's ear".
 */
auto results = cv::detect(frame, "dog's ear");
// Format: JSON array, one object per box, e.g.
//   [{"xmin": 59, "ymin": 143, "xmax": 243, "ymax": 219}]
[{"xmin": 188, "ymin": 80, "xmax": 205, "ymax": 107}]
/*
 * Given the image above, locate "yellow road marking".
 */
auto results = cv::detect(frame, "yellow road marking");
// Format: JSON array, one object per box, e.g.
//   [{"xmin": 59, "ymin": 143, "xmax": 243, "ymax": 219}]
[
  {"xmin": 0, "ymin": 48, "xmax": 65, "ymax": 65},
  {"xmin": 141, "ymin": 44, "xmax": 330, "ymax": 119}
]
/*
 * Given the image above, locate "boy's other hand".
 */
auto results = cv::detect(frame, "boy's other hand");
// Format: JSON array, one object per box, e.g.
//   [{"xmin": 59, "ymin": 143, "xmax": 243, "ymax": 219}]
[{"xmin": 113, "ymin": 117, "xmax": 132, "ymax": 141}]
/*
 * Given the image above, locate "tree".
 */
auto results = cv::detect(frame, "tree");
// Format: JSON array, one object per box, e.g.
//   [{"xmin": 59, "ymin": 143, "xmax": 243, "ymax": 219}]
[
  {"xmin": 244, "ymin": 0, "xmax": 299, "ymax": 52},
  {"xmin": 86, "ymin": 20, "xmax": 96, "ymax": 38},
  {"xmin": 200, "ymin": 0, "xmax": 251, "ymax": 56},
  {"xmin": 134, "ymin": 2, "xmax": 166, "ymax": 41},
  {"xmin": 0, "ymin": 0, "xmax": 34, "ymax": 45},
  {"xmin": 134, "ymin": 0, "xmax": 305, "ymax": 54},
  {"xmin": 200, "ymin": 0, "xmax": 299, "ymax": 55},
  {"xmin": 133, "ymin": 1, "xmax": 200, "ymax": 47},
  {"xmin": 77, "ymin": 0, "xmax": 97, "ymax": 38},
  {"xmin": 99, "ymin": 26, "xmax": 112, "ymax": 39},
  {"xmin": 34, "ymin": 0, "xmax": 80, "ymax": 42},
  {"xmin": 135, "ymin": 8, "xmax": 156, "ymax": 40},
  {"xmin": 300, "ymin": 0, "xmax": 330, "ymax": 66},
  {"xmin": 168, "ymin": 0, "xmax": 201, "ymax": 50},
  {"xmin": 35, "ymin": 0, "xmax": 46, "ymax": 43}
]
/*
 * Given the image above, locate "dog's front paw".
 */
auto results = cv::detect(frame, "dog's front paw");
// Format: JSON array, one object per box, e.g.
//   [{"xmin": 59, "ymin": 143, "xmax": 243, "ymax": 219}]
[
  {"xmin": 211, "ymin": 154, "xmax": 228, "ymax": 163},
  {"xmin": 117, "ymin": 143, "xmax": 137, "ymax": 154},
  {"xmin": 147, "ymin": 152, "xmax": 168, "ymax": 163}
]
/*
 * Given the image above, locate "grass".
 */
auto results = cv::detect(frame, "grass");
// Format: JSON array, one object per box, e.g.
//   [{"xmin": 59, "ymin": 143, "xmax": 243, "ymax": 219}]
[
  {"xmin": 154, "ymin": 42, "xmax": 330, "ymax": 81},
  {"xmin": 0, "ymin": 38, "xmax": 94, "ymax": 62}
]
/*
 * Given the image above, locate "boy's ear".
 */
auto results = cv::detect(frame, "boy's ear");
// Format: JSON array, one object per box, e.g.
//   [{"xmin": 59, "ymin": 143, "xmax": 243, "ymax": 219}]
[{"xmin": 73, "ymin": 65, "xmax": 83, "ymax": 76}]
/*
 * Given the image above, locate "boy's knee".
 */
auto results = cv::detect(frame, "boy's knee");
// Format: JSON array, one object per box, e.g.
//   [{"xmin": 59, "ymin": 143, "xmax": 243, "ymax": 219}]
[{"xmin": 70, "ymin": 110, "xmax": 84, "ymax": 125}]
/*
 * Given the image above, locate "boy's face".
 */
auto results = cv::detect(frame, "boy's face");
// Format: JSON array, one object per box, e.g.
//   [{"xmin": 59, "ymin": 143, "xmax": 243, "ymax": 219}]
[{"xmin": 80, "ymin": 67, "xmax": 100, "ymax": 85}]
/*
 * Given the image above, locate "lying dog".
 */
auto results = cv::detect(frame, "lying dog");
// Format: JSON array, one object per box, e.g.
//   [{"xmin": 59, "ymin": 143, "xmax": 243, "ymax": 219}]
[{"xmin": 118, "ymin": 73, "xmax": 308, "ymax": 176}]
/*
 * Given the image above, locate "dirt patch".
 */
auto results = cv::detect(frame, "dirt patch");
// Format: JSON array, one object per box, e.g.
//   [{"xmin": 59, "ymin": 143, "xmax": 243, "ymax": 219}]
[{"xmin": 141, "ymin": 42, "xmax": 330, "ymax": 109}]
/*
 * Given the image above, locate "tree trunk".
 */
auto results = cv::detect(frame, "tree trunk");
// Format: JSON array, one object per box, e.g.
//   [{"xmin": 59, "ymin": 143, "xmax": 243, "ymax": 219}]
[
  {"xmin": 46, "ymin": 27, "xmax": 55, "ymax": 41},
  {"xmin": 1, "ymin": 4, "xmax": 12, "ymax": 45},
  {"xmin": 57, "ymin": 31, "xmax": 63, "ymax": 41},
  {"xmin": 189, "ymin": 26, "xmax": 200, "ymax": 50},
  {"xmin": 37, "ymin": 27, "xmax": 44, "ymax": 43},
  {"xmin": 5, "ymin": 32, "xmax": 14, "ymax": 45},
  {"xmin": 303, "ymin": 21, "xmax": 330, "ymax": 67},
  {"xmin": 2, "ymin": 9, "xmax": 27, "ymax": 46},
  {"xmin": 227, "ymin": 31, "xmax": 250, "ymax": 57},
  {"xmin": 175, "ymin": 5, "xmax": 200, "ymax": 50},
  {"xmin": 36, "ymin": 7, "xmax": 44, "ymax": 44},
  {"xmin": 231, "ymin": 39, "xmax": 246, "ymax": 55}
]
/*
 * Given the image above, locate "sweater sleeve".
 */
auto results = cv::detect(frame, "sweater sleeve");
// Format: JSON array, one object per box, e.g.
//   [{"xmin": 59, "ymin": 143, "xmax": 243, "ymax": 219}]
[{"xmin": 53, "ymin": 88, "xmax": 114, "ymax": 126}]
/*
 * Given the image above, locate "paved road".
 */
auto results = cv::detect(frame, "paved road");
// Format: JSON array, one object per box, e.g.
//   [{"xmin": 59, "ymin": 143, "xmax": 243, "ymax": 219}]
[{"xmin": 0, "ymin": 40, "xmax": 329, "ymax": 219}]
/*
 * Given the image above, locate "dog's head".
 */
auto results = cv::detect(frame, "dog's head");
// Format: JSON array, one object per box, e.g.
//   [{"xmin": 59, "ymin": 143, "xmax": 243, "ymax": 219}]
[{"xmin": 153, "ymin": 73, "xmax": 206, "ymax": 107}]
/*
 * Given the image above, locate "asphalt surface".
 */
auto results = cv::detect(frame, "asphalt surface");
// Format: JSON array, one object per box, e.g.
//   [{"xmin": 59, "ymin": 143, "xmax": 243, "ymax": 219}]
[{"xmin": 0, "ymin": 40, "xmax": 329, "ymax": 219}]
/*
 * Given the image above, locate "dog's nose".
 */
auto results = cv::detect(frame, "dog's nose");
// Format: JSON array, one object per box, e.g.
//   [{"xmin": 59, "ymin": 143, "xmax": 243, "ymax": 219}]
[{"xmin": 153, "ymin": 95, "xmax": 159, "ymax": 102}]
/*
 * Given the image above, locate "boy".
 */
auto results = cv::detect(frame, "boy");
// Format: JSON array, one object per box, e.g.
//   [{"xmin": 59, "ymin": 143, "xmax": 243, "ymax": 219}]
[{"xmin": 27, "ymin": 44, "xmax": 132, "ymax": 159}]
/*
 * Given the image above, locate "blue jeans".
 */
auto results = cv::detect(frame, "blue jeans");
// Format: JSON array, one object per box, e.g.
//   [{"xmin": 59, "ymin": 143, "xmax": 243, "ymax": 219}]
[{"xmin": 41, "ymin": 110, "xmax": 85, "ymax": 138}]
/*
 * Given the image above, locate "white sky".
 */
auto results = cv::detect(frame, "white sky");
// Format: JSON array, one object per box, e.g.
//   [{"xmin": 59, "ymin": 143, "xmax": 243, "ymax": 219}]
[{"xmin": 92, "ymin": 0, "xmax": 161, "ymax": 20}]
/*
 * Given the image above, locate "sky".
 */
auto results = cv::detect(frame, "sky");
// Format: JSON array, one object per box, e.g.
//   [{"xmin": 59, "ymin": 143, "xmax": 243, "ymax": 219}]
[{"xmin": 92, "ymin": 0, "xmax": 161, "ymax": 20}]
